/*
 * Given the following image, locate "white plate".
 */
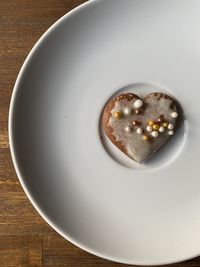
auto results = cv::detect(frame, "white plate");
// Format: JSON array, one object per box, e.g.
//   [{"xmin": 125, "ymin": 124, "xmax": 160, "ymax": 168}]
[{"xmin": 9, "ymin": 0, "xmax": 200, "ymax": 265}]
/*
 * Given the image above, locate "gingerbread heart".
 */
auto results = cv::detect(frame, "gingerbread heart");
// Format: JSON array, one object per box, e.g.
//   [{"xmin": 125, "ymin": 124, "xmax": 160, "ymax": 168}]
[{"xmin": 102, "ymin": 92, "xmax": 179, "ymax": 163}]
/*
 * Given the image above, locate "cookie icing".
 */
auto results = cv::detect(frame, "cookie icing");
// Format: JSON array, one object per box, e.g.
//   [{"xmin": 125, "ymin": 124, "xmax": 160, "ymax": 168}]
[{"xmin": 108, "ymin": 94, "xmax": 178, "ymax": 163}]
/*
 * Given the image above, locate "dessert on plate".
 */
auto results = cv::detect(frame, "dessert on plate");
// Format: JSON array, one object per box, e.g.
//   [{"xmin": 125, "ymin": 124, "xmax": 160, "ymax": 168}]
[{"xmin": 102, "ymin": 92, "xmax": 179, "ymax": 163}]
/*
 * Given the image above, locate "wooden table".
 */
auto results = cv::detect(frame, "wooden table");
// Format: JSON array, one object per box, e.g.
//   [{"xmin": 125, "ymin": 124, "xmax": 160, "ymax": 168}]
[{"xmin": 0, "ymin": 1, "xmax": 199, "ymax": 266}]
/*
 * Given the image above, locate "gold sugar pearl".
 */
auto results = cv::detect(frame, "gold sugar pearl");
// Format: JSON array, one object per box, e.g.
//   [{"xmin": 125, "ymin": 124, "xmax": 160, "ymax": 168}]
[
  {"xmin": 143, "ymin": 135, "xmax": 149, "ymax": 141},
  {"xmin": 163, "ymin": 122, "xmax": 169, "ymax": 128},
  {"xmin": 148, "ymin": 120, "xmax": 154, "ymax": 126},
  {"xmin": 114, "ymin": 111, "xmax": 122, "ymax": 119},
  {"xmin": 153, "ymin": 124, "xmax": 159, "ymax": 131}
]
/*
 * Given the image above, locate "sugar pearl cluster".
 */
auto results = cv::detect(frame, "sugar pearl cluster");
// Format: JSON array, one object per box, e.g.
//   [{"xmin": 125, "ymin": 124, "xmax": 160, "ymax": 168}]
[
  {"xmin": 145, "ymin": 119, "xmax": 175, "ymax": 138},
  {"xmin": 113, "ymin": 98, "xmax": 178, "ymax": 142},
  {"xmin": 113, "ymin": 99, "xmax": 144, "ymax": 119}
]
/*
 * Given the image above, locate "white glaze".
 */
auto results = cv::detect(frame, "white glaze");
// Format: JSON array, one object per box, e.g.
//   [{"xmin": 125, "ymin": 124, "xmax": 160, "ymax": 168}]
[{"xmin": 108, "ymin": 95, "xmax": 178, "ymax": 163}]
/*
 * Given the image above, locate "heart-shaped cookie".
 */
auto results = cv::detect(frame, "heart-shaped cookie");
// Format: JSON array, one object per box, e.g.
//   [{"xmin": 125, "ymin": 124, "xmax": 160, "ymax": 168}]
[{"xmin": 102, "ymin": 92, "xmax": 179, "ymax": 163}]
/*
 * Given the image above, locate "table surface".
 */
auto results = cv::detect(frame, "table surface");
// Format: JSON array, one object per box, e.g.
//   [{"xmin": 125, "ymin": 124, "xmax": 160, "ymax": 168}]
[{"xmin": 0, "ymin": 1, "xmax": 200, "ymax": 266}]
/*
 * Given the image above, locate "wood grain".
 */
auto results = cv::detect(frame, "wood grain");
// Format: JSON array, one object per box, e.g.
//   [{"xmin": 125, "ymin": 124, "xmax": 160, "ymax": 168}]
[{"xmin": 0, "ymin": 0, "xmax": 200, "ymax": 266}]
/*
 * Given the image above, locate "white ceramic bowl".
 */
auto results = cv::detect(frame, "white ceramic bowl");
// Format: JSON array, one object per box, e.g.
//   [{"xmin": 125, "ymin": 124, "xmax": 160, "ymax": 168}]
[{"xmin": 9, "ymin": 0, "xmax": 200, "ymax": 265}]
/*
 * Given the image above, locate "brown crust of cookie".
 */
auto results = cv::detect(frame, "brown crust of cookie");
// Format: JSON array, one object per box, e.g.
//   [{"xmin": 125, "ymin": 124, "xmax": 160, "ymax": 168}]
[
  {"xmin": 102, "ymin": 92, "xmax": 178, "ymax": 162},
  {"xmin": 102, "ymin": 93, "xmax": 139, "ymax": 160}
]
